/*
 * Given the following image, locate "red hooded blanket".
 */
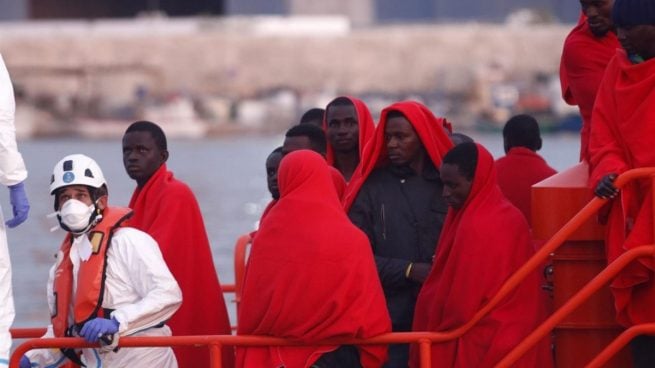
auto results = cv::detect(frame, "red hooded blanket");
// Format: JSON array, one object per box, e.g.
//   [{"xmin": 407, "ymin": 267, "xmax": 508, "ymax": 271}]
[
  {"xmin": 127, "ymin": 164, "xmax": 233, "ymax": 368},
  {"xmin": 560, "ymin": 19, "xmax": 619, "ymax": 161},
  {"xmin": 342, "ymin": 101, "xmax": 453, "ymax": 211},
  {"xmin": 410, "ymin": 144, "xmax": 550, "ymax": 367},
  {"xmin": 495, "ymin": 147, "xmax": 557, "ymax": 225},
  {"xmin": 588, "ymin": 51, "xmax": 655, "ymax": 326},
  {"xmin": 323, "ymin": 96, "xmax": 375, "ymax": 170},
  {"xmin": 237, "ymin": 150, "xmax": 391, "ymax": 368}
]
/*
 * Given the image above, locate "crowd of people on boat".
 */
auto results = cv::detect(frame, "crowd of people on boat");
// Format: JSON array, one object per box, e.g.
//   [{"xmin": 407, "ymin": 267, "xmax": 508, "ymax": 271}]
[{"xmin": 1, "ymin": 0, "xmax": 655, "ymax": 367}]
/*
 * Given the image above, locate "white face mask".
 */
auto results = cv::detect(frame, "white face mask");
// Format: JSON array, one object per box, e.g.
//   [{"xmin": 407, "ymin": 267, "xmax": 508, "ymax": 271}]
[{"xmin": 58, "ymin": 199, "xmax": 96, "ymax": 233}]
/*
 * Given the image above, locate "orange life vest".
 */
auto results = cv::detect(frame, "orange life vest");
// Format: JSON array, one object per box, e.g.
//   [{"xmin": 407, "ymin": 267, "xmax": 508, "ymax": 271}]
[{"xmin": 51, "ymin": 207, "xmax": 133, "ymax": 338}]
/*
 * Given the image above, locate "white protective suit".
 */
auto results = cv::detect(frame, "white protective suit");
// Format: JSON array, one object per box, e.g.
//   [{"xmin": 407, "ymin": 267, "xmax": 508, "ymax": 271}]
[
  {"xmin": 26, "ymin": 227, "xmax": 182, "ymax": 368},
  {"xmin": 0, "ymin": 54, "xmax": 28, "ymax": 366}
]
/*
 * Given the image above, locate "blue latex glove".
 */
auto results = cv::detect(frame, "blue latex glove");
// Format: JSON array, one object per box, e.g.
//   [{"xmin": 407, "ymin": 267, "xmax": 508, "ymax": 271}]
[
  {"xmin": 79, "ymin": 317, "xmax": 119, "ymax": 344},
  {"xmin": 6, "ymin": 181, "xmax": 29, "ymax": 228},
  {"xmin": 19, "ymin": 356, "xmax": 31, "ymax": 368}
]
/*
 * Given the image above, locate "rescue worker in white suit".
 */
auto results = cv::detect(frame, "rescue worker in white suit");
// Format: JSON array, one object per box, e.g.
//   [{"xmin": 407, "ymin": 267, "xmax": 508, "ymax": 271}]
[
  {"xmin": 20, "ymin": 154, "xmax": 182, "ymax": 368},
  {"xmin": 0, "ymin": 54, "xmax": 30, "ymax": 367}
]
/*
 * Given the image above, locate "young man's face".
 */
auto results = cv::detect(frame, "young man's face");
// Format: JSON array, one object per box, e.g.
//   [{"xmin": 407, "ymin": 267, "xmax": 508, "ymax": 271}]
[
  {"xmin": 617, "ymin": 24, "xmax": 655, "ymax": 61},
  {"xmin": 56, "ymin": 185, "xmax": 93, "ymax": 209},
  {"xmin": 122, "ymin": 131, "xmax": 167, "ymax": 187},
  {"xmin": 326, "ymin": 104, "xmax": 359, "ymax": 154},
  {"xmin": 581, "ymin": 0, "xmax": 615, "ymax": 37},
  {"xmin": 266, "ymin": 151, "xmax": 283, "ymax": 200},
  {"xmin": 384, "ymin": 115, "xmax": 423, "ymax": 168},
  {"xmin": 440, "ymin": 163, "xmax": 472, "ymax": 210}
]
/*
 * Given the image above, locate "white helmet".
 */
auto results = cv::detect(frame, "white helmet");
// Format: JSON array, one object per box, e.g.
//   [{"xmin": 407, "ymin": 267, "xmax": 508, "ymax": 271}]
[{"xmin": 50, "ymin": 154, "xmax": 106, "ymax": 195}]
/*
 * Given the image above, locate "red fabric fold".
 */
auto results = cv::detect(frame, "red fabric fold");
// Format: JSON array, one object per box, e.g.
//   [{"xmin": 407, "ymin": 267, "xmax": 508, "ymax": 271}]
[
  {"xmin": 237, "ymin": 150, "xmax": 391, "ymax": 368},
  {"xmin": 323, "ymin": 96, "xmax": 375, "ymax": 168},
  {"xmin": 126, "ymin": 164, "xmax": 233, "ymax": 368},
  {"xmin": 410, "ymin": 144, "xmax": 550, "ymax": 367},
  {"xmin": 588, "ymin": 51, "xmax": 655, "ymax": 326},
  {"xmin": 495, "ymin": 147, "xmax": 557, "ymax": 225},
  {"xmin": 343, "ymin": 101, "xmax": 453, "ymax": 211},
  {"xmin": 329, "ymin": 165, "xmax": 347, "ymax": 198},
  {"xmin": 559, "ymin": 12, "xmax": 586, "ymax": 106},
  {"xmin": 560, "ymin": 19, "xmax": 619, "ymax": 161}
]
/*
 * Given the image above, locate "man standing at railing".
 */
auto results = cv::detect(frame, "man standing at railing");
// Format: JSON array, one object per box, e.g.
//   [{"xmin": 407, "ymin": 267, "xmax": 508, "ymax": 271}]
[
  {"xmin": 411, "ymin": 143, "xmax": 550, "ymax": 368},
  {"xmin": 560, "ymin": 0, "xmax": 619, "ymax": 162},
  {"xmin": 20, "ymin": 154, "xmax": 181, "ymax": 368},
  {"xmin": 0, "ymin": 54, "xmax": 30, "ymax": 368},
  {"xmin": 122, "ymin": 121, "xmax": 234, "ymax": 368},
  {"xmin": 589, "ymin": 0, "xmax": 655, "ymax": 366},
  {"xmin": 345, "ymin": 101, "xmax": 453, "ymax": 366}
]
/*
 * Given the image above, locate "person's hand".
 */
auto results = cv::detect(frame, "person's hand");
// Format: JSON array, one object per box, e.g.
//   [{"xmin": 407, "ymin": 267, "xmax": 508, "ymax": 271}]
[
  {"xmin": 408, "ymin": 262, "xmax": 432, "ymax": 283},
  {"xmin": 99, "ymin": 331, "xmax": 120, "ymax": 353},
  {"xmin": 6, "ymin": 181, "xmax": 29, "ymax": 228},
  {"xmin": 79, "ymin": 317, "xmax": 119, "ymax": 344},
  {"xmin": 594, "ymin": 173, "xmax": 619, "ymax": 199},
  {"xmin": 19, "ymin": 355, "xmax": 31, "ymax": 368}
]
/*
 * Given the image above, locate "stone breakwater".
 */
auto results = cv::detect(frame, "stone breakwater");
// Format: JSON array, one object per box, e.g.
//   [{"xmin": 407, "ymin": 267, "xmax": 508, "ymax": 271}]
[{"xmin": 0, "ymin": 17, "xmax": 573, "ymax": 137}]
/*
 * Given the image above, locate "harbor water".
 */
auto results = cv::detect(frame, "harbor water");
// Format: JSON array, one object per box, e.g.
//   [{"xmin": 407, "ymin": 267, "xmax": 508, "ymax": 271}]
[{"xmin": 7, "ymin": 132, "xmax": 580, "ymax": 329}]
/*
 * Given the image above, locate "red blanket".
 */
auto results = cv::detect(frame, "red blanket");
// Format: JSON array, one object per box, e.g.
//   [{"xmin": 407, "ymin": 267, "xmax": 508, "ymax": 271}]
[
  {"xmin": 323, "ymin": 96, "xmax": 375, "ymax": 168},
  {"xmin": 329, "ymin": 165, "xmax": 347, "ymax": 198},
  {"xmin": 250, "ymin": 164, "xmax": 344, "ymax": 239},
  {"xmin": 237, "ymin": 150, "xmax": 391, "ymax": 368},
  {"xmin": 410, "ymin": 144, "xmax": 550, "ymax": 367},
  {"xmin": 343, "ymin": 101, "xmax": 453, "ymax": 211},
  {"xmin": 560, "ymin": 20, "xmax": 619, "ymax": 161},
  {"xmin": 495, "ymin": 147, "xmax": 557, "ymax": 226},
  {"xmin": 588, "ymin": 51, "xmax": 655, "ymax": 326},
  {"xmin": 127, "ymin": 164, "xmax": 234, "ymax": 368}
]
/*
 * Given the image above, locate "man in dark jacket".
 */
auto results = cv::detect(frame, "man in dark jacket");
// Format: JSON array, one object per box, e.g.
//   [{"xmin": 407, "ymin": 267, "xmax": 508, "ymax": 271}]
[{"xmin": 346, "ymin": 101, "xmax": 453, "ymax": 367}]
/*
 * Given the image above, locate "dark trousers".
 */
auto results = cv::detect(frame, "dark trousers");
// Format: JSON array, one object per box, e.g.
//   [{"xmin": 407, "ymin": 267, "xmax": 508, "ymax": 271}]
[
  {"xmin": 383, "ymin": 343, "xmax": 409, "ymax": 368},
  {"xmin": 312, "ymin": 345, "xmax": 362, "ymax": 368},
  {"xmin": 630, "ymin": 335, "xmax": 655, "ymax": 368}
]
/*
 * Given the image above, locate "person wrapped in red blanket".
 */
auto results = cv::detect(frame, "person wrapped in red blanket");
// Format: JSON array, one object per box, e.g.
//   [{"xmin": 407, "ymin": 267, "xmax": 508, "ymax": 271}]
[
  {"xmin": 410, "ymin": 142, "xmax": 551, "ymax": 367},
  {"xmin": 560, "ymin": 3, "xmax": 619, "ymax": 161},
  {"xmin": 237, "ymin": 150, "xmax": 391, "ymax": 368},
  {"xmin": 495, "ymin": 114, "xmax": 557, "ymax": 226},
  {"xmin": 122, "ymin": 121, "xmax": 233, "ymax": 368},
  {"xmin": 323, "ymin": 96, "xmax": 375, "ymax": 182},
  {"xmin": 344, "ymin": 101, "xmax": 453, "ymax": 366},
  {"xmin": 589, "ymin": 0, "xmax": 655, "ymax": 363}
]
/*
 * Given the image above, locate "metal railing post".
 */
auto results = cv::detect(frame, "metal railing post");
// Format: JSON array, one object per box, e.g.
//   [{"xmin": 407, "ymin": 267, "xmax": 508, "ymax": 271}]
[
  {"xmin": 418, "ymin": 338, "xmax": 431, "ymax": 368},
  {"xmin": 233, "ymin": 234, "xmax": 251, "ymax": 313},
  {"xmin": 209, "ymin": 342, "xmax": 223, "ymax": 368}
]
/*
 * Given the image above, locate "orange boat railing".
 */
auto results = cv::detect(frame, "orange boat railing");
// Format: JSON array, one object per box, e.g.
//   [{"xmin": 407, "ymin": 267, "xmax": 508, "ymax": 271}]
[
  {"xmin": 10, "ymin": 333, "xmax": 446, "ymax": 368},
  {"xmin": 10, "ymin": 282, "xmax": 238, "ymax": 339},
  {"xmin": 233, "ymin": 233, "xmax": 252, "ymax": 312},
  {"xmin": 9, "ymin": 328, "xmax": 47, "ymax": 339},
  {"xmin": 496, "ymin": 245, "xmax": 655, "ymax": 367},
  {"xmin": 10, "ymin": 168, "xmax": 655, "ymax": 367},
  {"xmin": 587, "ymin": 323, "xmax": 655, "ymax": 367}
]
